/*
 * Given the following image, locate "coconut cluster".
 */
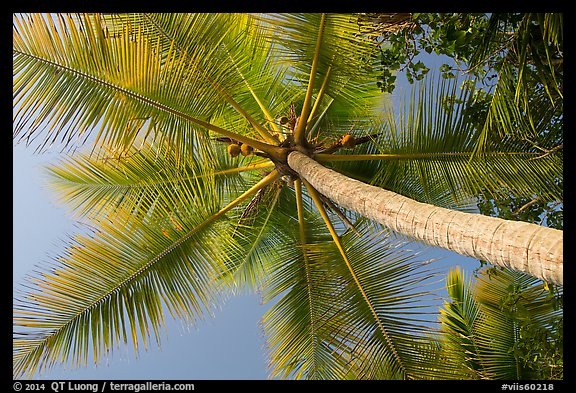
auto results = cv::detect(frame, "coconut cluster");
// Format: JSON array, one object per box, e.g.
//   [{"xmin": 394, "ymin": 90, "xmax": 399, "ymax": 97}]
[{"xmin": 227, "ymin": 143, "xmax": 253, "ymax": 157}]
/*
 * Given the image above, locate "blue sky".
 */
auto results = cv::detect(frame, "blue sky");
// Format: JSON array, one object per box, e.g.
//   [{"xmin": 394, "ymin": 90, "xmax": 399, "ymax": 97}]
[{"xmin": 12, "ymin": 20, "xmax": 482, "ymax": 380}]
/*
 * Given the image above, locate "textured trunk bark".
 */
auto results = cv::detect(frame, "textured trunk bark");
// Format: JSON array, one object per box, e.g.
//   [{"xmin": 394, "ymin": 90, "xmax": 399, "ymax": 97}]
[{"xmin": 288, "ymin": 151, "xmax": 563, "ymax": 285}]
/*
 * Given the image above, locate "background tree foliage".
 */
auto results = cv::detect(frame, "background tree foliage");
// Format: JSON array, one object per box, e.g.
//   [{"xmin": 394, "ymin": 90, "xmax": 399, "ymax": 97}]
[
  {"xmin": 360, "ymin": 13, "xmax": 562, "ymax": 91},
  {"xmin": 430, "ymin": 266, "xmax": 563, "ymax": 380}
]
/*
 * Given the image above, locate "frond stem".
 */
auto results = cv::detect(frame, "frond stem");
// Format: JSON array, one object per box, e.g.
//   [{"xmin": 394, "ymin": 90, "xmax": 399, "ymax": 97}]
[
  {"xmin": 54, "ymin": 161, "xmax": 275, "ymax": 193},
  {"xmin": 315, "ymin": 151, "xmax": 540, "ymax": 162},
  {"xmin": 302, "ymin": 178, "xmax": 406, "ymax": 376},
  {"xmin": 294, "ymin": 180, "xmax": 307, "ymax": 248},
  {"xmin": 294, "ymin": 179, "xmax": 321, "ymax": 376},
  {"xmin": 294, "ymin": 13, "xmax": 326, "ymax": 145},
  {"xmin": 210, "ymin": 161, "xmax": 275, "ymax": 177},
  {"xmin": 223, "ymin": 44, "xmax": 281, "ymax": 139},
  {"xmin": 306, "ymin": 66, "xmax": 332, "ymax": 128}
]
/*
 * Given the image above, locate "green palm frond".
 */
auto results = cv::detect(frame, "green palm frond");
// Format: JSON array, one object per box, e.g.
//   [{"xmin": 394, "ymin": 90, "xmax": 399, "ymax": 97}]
[
  {"xmin": 44, "ymin": 138, "xmax": 273, "ymax": 222},
  {"xmin": 13, "ymin": 170, "xmax": 279, "ymax": 379},
  {"xmin": 101, "ymin": 13, "xmax": 291, "ymax": 144},
  {"xmin": 471, "ymin": 13, "xmax": 563, "ymax": 155},
  {"xmin": 13, "ymin": 13, "xmax": 269, "ymax": 159},
  {"xmin": 432, "ymin": 266, "xmax": 563, "ymax": 380},
  {"xmin": 322, "ymin": 74, "xmax": 562, "ymax": 209},
  {"xmin": 254, "ymin": 13, "xmax": 382, "ymax": 133},
  {"xmin": 541, "ymin": 13, "xmax": 562, "ymax": 54},
  {"xmin": 473, "ymin": 267, "xmax": 562, "ymax": 379},
  {"xmin": 14, "ymin": 207, "xmax": 232, "ymax": 378},
  {"xmin": 220, "ymin": 182, "xmax": 298, "ymax": 291},
  {"xmin": 261, "ymin": 193, "xmax": 439, "ymax": 380},
  {"xmin": 435, "ymin": 268, "xmax": 483, "ymax": 379},
  {"xmin": 472, "ymin": 279, "xmax": 526, "ymax": 378},
  {"xmin": 475, "ymin": 65, "xmax": 538, "ymax": 154},
  {"xmin": 259, "ymin": 14, "xmax": 376, "ymax": 83}
]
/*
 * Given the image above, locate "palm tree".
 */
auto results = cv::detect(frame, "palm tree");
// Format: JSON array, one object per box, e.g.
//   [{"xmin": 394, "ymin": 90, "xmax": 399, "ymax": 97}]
[
  {"xmin": 13, "ymin": 13, "xmax": 562, "ymax": 379},
  {"xmin": 428, "ymin": 267, "xmax": 562, "ymax": 379}
]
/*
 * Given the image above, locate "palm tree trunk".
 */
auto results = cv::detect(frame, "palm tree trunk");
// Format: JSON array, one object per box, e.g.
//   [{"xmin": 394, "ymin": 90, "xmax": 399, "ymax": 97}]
[{"xmin": 288, "ymin": 151, "xmax": 563, "ymax": 285}]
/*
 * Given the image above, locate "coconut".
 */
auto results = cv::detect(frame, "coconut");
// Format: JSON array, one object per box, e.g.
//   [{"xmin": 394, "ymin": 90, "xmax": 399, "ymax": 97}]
[
  {"xmin": 341, "ymin": 134, "xmax": 356, "ymax": 148},
  {"xmin": 241, "ymin": 143, "xmax": 253, "ymax": 156},
  {"xmin": 227, "ymin": 143, "xmax": 241, "ymax": 157}
]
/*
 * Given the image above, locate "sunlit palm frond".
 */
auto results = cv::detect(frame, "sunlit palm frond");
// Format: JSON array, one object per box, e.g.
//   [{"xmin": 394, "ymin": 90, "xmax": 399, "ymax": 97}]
[
  {"xmin": 254, "ymin": 13, "xmax": 382, "ymax": 132},
  {"xmin": 435, "ymin": 268, "xmax": 484, "ymax": 379},
  {"xmin": 255, "ymin": 199, "xmax": 340, "ymax": 379},
  {"xmin": 13, "ymin": 13, "xmax": 266, "ymax": 160},
  {"xmin": 104, "ymin": 13, "xmax": 292, "ymax": 144},
  {"xmin": 324, "ymin": 75, "xmax": 562, "ymax": 209},
  {"xmin": 13, "ymin": 170, "xmax": 279, "ymax": 379},
  {"xmin": 14, "ymin": 205, "xmax": 233, "ymax": 378},
  {"xmin": 44, "ymin": 138, "xmax": 272, "ymax": 223},
  {"xmin": 261, "ymin": 214, "xmax": 356, "ymax": 379},
  {"xmin": 261, "ymin": 200, "xmax": 440, "ymax": 379},
  {"xmin": 258, "ymin": 13, "xmax": 376, "ymax": 82}
]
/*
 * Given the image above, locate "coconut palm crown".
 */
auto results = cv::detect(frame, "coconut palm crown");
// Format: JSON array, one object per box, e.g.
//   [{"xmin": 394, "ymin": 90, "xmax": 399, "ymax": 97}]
[{"xmin": 13, "ymin": 13, "xmax": 562, "ymax": 379}]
